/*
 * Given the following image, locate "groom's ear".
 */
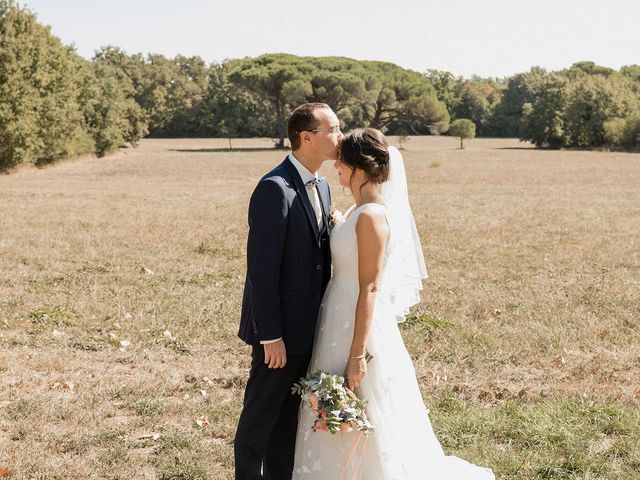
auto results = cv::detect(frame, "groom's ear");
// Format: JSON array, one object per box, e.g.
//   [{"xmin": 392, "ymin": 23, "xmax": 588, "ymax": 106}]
[{"xmin": 300, "ymin": 131, "xmax": 313, "ymax": 145}]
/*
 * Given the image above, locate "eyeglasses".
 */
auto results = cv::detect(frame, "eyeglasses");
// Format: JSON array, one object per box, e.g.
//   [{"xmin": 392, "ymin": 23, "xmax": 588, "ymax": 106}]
[{"xmin": 298, "ymin": 125, "xmax": 342, "ymax": 135}]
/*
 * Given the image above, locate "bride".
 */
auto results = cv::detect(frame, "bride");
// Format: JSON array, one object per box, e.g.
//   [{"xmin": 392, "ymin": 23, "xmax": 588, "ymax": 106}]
[{"xmin": 292, "ymin": 129, "xmax": 494, "ymax": 479}]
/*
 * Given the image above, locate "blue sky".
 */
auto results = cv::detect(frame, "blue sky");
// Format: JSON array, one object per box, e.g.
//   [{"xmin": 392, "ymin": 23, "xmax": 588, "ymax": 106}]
[{"xmin": 22, "ymin": 0, "xmax": 640, "ymax": 78}]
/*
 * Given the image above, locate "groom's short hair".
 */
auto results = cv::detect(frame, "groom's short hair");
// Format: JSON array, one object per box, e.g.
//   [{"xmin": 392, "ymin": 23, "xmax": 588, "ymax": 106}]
[{"xmin": 287, "ymin": 103, "xmax": 331, "ymax": 151}]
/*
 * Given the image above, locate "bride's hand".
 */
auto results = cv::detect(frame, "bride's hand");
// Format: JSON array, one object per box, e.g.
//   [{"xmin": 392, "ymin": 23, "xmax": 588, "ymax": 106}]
[{"xmin": 345, "ymin": 357, "xmax": 367, "ymax": 390}]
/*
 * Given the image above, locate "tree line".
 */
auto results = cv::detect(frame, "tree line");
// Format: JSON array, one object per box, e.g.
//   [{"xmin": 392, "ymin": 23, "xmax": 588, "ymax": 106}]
[
  {"xmin": 0, "ymin": 1, "xmax": 146, "ymax": 169},
  {"xmin": 2, "ymin": 1, "xmax": 639, "ymax": 170},
  {"xmin": 427, "ymin": 63, "xmax": 640, "ymax": 149}
]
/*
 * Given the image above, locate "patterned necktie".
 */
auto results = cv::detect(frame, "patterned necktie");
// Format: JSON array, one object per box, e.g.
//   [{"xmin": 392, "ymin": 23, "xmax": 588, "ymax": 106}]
[
  {"xmin": 305, "ymin": 177, "xmax": 325, "ymax": 229},
  {"xmin": 304, "ymin": 176, "xmax": 326, "ymax": 187}
]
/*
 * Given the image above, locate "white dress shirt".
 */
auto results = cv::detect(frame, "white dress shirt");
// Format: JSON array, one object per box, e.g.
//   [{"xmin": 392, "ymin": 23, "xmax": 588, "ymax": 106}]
[
  {"xmin": 261, "ymin": 153, "xmax": 323, "ymax": 345},
  {"xmin": 288, "ymin": 153, "xmax": 323, "ymax": 228}
]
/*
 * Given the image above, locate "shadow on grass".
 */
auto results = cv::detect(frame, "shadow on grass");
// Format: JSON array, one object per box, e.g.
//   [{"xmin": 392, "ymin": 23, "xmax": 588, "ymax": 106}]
[
  {"xmin": 492, "ymin": 147, "xmax": 540, "ymax": 150},
  {"xmin": 170, "ymin": 147, "xmax": 286, "ymax": 153}
]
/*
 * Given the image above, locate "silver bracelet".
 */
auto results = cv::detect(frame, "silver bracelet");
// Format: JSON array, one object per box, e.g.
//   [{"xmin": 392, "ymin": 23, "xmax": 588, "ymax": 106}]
[{"xmin": 350, "ymin": 354, "xmax": 366, "ymax": 359}]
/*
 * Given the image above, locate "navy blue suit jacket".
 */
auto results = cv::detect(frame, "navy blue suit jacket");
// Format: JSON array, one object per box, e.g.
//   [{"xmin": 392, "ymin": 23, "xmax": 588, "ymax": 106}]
[{"xmin": 238, "ymin": 157, "xmax": 332, "ymax": 355}]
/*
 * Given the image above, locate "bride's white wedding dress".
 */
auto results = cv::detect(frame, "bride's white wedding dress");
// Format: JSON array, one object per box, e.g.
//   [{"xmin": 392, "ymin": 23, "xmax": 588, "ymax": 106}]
[{"xmin": 292, "ymin": 149, "xmax": 494, "ymax": 480}]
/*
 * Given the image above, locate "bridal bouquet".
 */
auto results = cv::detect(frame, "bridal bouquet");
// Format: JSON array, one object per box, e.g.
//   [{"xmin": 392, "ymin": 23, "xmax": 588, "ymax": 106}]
[{"xmin": 292, "ymin": 371, "xmax": 373, "ymax": 435}]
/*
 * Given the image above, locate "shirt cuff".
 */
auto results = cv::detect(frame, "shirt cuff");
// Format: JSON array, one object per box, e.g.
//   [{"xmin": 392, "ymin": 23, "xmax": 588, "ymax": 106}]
[{"xmin": 260, "ymin": 337, "xmax": 283, "ymax": 344}]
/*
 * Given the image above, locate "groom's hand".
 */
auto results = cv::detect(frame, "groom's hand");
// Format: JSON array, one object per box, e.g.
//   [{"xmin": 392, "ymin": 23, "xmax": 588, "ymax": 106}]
[{"xmin": 264, "ymin": 340, "xmax": 287, "ymax": 369}]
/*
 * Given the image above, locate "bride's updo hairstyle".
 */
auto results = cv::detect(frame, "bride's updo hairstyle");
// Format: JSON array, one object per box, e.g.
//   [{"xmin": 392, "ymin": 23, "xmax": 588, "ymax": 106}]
[{"xmin": 339, "ymin": 128, "xmax": 390, "ymax": 189}]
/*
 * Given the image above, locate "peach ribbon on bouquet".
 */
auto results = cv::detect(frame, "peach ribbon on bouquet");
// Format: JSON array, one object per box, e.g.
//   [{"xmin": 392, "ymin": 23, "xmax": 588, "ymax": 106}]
[
  {"xmin": 339, "ymin": 432, "xmax": 368, "ymax": 480},
  {"xmin": 339, "ymin": 387, "xmax": 370, "ymax": 480}
]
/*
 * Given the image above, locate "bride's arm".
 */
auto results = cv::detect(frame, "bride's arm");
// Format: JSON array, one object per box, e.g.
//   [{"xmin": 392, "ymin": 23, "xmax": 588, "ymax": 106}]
[{"xmin": 345, "ymin": 209, "xmax": 389, "ymax": 390}]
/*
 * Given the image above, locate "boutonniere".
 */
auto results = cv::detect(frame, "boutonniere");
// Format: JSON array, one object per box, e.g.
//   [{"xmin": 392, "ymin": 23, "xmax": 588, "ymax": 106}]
[{"xmin": 328, "ymin": 204, "xmax": 344, "ymax": 231}]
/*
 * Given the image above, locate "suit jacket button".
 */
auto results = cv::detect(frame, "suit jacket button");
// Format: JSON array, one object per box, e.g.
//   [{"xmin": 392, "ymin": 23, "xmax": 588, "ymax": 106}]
[
  {"xmin": 315, "ymin": 294, "xmax": 320, "ymax": 299},
  {"xmin": 316, "ymin": 265, "xmax": 321, "ymax": 270}
]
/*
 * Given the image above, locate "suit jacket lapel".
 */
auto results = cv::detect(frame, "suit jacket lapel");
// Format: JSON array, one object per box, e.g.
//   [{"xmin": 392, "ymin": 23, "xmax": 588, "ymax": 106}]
[{"xmin": 284, "ymin": 158, "xmax": 320, "ymax": 239}]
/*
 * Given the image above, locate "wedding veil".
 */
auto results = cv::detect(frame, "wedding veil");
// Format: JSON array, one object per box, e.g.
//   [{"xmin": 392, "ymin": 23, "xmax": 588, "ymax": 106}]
[{"xmin": 380, "ymin": 146, "xmax": 428, "ymax": 322}]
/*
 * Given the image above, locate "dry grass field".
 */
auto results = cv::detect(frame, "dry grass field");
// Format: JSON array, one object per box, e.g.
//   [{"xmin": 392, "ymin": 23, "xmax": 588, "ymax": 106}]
[{"xmin": 1, "ymin": 136, "xmax": 639, "ymax": 479}]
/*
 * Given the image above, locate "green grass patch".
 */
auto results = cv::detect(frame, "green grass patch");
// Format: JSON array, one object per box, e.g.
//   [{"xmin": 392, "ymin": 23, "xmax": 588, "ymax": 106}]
[
  {"xmin": 155, "ymin": 432, "xmax": 211, "ymax": 480},
  {"xmin": 27, "ymin": 305, "xmax": 78, "ymax": 330},
  {"xmin": 6, "ymin": 398, "xmax": 43, "ymax": 421},
  {"xmin": 405, "ymin": 311, "xmax": 453, "ymax": 331},
  {"xmin": 428, "ymin": 395, "xmax": 640, "ymax": 479},
  {"xmin": 109, "ymin": 387, "xmax": 165, "ymax": 417},
  {"xmin": 403, "ymin": 311, "xmax": 455, "ymax": 342}
]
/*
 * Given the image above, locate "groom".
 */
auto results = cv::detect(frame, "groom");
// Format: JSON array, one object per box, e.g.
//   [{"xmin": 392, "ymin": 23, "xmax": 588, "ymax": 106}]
[{"xmin": 235, "ymin": 103, "xmax": 341, "ymax": 479}]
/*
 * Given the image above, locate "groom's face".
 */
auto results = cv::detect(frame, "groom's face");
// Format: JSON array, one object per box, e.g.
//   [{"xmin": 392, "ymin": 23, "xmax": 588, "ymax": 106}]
[{"xmin": 310, "ymin": 108, "xmax": 342, "ymax": 161}]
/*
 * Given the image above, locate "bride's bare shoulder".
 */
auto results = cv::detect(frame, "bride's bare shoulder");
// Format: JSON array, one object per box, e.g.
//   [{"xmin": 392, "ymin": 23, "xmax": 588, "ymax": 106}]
[{"xmin": 355, "ymin": 206, "xmax": 389, "ymax": 236}]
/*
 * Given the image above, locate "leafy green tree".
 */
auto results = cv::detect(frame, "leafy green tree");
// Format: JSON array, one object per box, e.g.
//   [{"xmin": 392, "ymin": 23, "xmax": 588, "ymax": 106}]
[
  {"xmin": 202, "ymin": 61, "xmax": 273, "ymax": 141},
  {"xmin": 452, "ymin": 83, "xmax": 489, "ymax": 133},
  {"xmin": 520, "ymin": 73, "xmax": 569, "ymax": 148},
  {"xmin": 604, "ymin": 116, "xmax": 640, "ymax": 148},
  {"xmin": 92, "ymin": 46, "xmax": 148, "ymax": 142},
  {"xmin": 448, "ymin": 118, "xmax": 476, "ymax": 149},
  {"xmin": 624, "ymin": 117, "xmax": 640, "ymax": 147},
  {"xmin": 305, "ymin": 56, "xmax": 380, "ymax": 133},
  {"xmin": 362, "ymin": 61, "xmax": 449, "ymax": 134},
  {"xmin": 603, "ymin": 118, "xmax": 628, "ymax": 147},
  {"xmin": 229, "ymin": 54, "xmax": 313, "ymax": 147},
  {"xmin": 565, "ymin": 73, "xmax": 637, "ymax": 147},
  {"xmin": 425, "ymin": 69, "xmax": 458, "ymax": 113},
  {"xmin": 620, "ymin": 65, "xmax": 640, "ymax": 82},
  {"xmin": 96, "ymin": 50, "xmax": 207, "ymax": 138},
  {"xmin": 146, "ymin": 54, "xmax": 209, "ymax": 136},
  {"xmin": 34, "ymin": 45, "xmax": 86, "ymax": 164},
  {"xmin": 79, "ymin": 62, "xmax": 129, "ymax": 156},
  {"xmin": 620, "ymin": 65, "xmax": 640, "ymax": 95},
  {"xmin": 95, "ymin": 47, "xmax": 213, "ymax": 139},
  {"xmin": 93, "ymin": 46, "xmax": 146, "ymax": 92},
  {"xmin": 0, "ymin": 1, "xmax": 43, "ymax": 168},
  {"xmin": 565, "ymin": 61, "xmax": 614, "ymax": 79},
  {"xmin": 484, "ymin": 67, "xmax": 546, "ymax": 137},
  {"xmin": 0, "ymin": 1, "xmax": 88, "ymax": 168},
  {"xmin": 308, "ymin": 57, "xmax": 367, "ymax": 114}
]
